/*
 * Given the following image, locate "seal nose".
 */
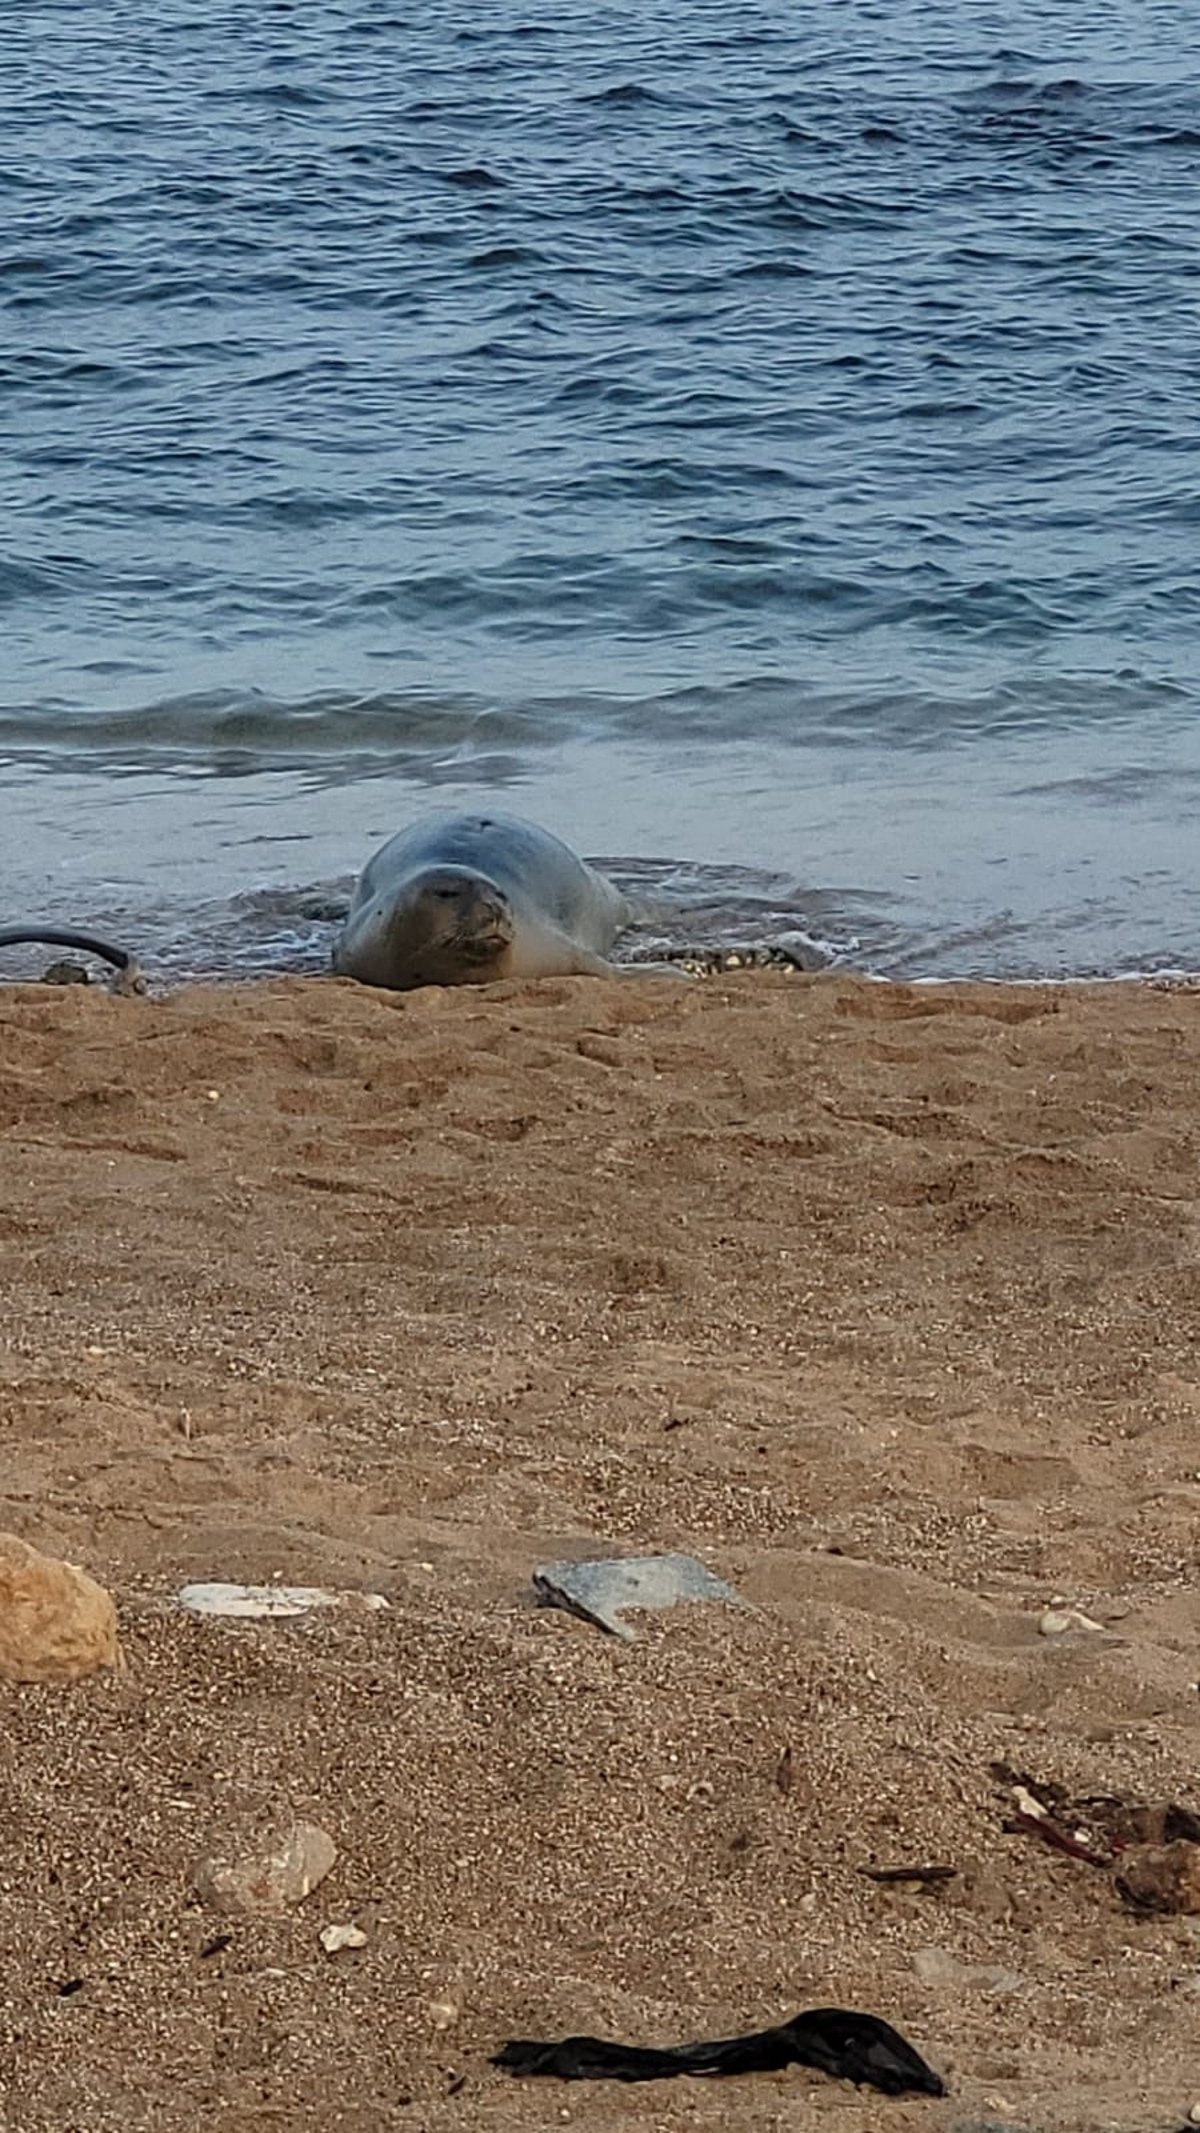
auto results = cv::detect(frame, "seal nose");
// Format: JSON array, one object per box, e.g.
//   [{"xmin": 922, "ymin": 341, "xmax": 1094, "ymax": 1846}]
[
  {"xmin": 420, "ymin": 870, "xmax": 511, "ymax": 944},
  {"xmin": 475, "ymin": 888, "xmax": 509, "ymax": 929}
]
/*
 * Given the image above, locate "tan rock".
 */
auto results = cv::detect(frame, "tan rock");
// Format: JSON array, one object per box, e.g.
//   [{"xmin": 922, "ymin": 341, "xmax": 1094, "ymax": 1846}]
[
  {"xmin": 0, "ymin": 1531, "xmax": 121, "ymax": 1684},
  {"xmin": 194, "ymin": 1820, "xmax": 338, "ymax": 1915}
]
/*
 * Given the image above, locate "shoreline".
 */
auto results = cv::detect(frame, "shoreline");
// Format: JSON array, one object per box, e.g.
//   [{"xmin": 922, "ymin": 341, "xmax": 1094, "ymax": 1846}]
[{"xmin": 5, "ymin": 729, "xmax": 1200, "ymax": 988}]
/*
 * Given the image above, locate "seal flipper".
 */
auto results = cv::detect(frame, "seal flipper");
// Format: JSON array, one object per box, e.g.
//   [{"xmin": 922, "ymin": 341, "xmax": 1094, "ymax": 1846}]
[{"xmin": 505, "ymin": 930, "xmax": 692, "ymax": 982}]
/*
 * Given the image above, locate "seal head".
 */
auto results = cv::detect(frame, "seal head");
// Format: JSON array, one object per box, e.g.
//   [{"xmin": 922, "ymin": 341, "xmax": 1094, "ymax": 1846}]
[{"xmin": 337, "ymin": 865, "xmax": 516, "ymax": 989}]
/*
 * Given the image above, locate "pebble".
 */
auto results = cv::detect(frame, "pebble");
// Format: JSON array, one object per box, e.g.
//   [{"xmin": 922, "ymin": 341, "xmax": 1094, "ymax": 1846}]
[
  {"xmin": 1187, "ymin": 2103, "xmax": 1200, "ymax": 2125},
  {"xmin": 194, "ymin": 1819, "xmax": 338, "ymax": 1915},
  {"xmin": 320, "ymin": 1922, "xmax": 367, "ymax": 1954},
  {"xmin": 0, "ymin": 1531, "xmax": 122, "ymax": 1684}
]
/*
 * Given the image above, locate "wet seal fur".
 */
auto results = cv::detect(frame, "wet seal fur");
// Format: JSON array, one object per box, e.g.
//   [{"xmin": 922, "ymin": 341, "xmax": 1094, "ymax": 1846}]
[{"xmin": 332, "ymin": 810, "xmax": 683, "ymax": 990}]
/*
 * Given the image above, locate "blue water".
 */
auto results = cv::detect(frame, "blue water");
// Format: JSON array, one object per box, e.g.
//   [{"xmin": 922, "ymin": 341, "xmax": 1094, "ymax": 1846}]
[{"xmin": 3, "ymin": 0, "xmax": 1199, "ymax": 978}]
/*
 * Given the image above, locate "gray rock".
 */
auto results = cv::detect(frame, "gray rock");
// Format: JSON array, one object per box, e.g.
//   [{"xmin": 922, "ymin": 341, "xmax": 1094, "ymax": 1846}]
[{"xmin": 532, "ymin": 1553, "xmax": 742, "ymax": 1641}]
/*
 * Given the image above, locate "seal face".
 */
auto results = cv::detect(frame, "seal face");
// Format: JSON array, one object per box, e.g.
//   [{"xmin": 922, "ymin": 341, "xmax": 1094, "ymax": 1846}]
[
  {"xmin": 351, "ymin": 864, "xmax": 517, "ymax": 988},
  {"xmin": 332, "ymin": 811, "xmax": 636, "ymax": 992}
]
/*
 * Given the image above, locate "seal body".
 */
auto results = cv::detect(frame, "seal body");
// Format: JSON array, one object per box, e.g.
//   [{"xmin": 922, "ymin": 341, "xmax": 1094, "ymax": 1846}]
[{"xmin": 332, "ymin": 811, "xmax": 640, "ymax": 991}]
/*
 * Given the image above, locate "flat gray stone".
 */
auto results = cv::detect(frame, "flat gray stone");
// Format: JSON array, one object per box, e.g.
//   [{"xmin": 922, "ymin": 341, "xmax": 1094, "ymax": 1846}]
[
  {"xmin": 532, "ymin": 1553, "xmax": 741, "ymax": 1641},
  {"xmin": 912, "ymin": 1945, "xmax": 1026, "ymax": 1995}
]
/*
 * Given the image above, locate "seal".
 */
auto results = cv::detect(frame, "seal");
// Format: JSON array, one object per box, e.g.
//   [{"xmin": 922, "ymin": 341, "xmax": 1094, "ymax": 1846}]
[{"xmin": 332, "ymin": 810, "xmax": 680, "ymax": 991}]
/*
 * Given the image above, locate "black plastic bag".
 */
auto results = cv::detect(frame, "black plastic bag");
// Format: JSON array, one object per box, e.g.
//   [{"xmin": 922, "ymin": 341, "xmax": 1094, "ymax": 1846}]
[{"xmin": 493, "ymin": 2005, "xmax": 945, "ymax": 2097}]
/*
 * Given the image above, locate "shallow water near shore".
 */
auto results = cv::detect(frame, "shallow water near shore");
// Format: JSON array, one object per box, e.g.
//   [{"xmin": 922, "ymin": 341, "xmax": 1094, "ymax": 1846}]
[{"xmin": 4, "ymin": 706, "xmax": 1199, "ymax": 986}]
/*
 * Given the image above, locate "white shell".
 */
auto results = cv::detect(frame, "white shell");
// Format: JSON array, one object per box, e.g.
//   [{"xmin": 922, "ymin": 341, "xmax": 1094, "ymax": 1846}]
[
  {"xmin": 1038, "ymin": 1605, "xmax": 1104, "ymax": 1637},
  {"xmin": 178, "ymin": 1582, "xmax": 387, "ymax": 1619}
]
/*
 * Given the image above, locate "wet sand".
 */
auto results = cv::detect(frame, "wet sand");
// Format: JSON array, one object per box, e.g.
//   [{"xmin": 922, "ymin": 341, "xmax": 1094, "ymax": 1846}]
[{"xmin": 2, "ymin": 969, "xmax": 1200, "ymax": 2133}]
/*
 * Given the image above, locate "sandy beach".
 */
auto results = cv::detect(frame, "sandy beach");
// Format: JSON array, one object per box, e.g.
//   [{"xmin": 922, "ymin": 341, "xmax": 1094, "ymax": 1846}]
[{"xmin": 3, "ymin": 968, "xmax": 1200, "ymax": 2133}]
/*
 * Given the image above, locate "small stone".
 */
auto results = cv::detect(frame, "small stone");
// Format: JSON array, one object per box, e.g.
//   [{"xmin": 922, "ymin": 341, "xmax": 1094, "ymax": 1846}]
[
  {"xmin": 0, "ymin": 1531, "xmax": 122, "ymax": 1684},
  {"xmin": 1117, "ymin": 1840, "xmax": 1200, "ymax": 1916},
  {"xmin": 320, "ymin": 1922, "xmax": 367, "ymax": 1954},
  {"xmin": 1038, "ymin": 1608, "xmax": 1070, "ymax": 1635},
  {"xmin": 194, "ymin": 1820, "xmax": 337, "ymax": 1915},
  {"xmin": 1187, "ymin": 2103, "xmax": 1200, "ymax": 2125},
  {"xmin": 429, "ymin": 1995, "xmax": 460, "ymax": 2031}
]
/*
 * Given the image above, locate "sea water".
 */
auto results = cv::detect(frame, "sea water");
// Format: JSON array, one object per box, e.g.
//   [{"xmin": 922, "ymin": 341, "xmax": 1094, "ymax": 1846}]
[{"xmin": 3, "ymin": 0, "xmax": 1199, "ymax": 978}]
